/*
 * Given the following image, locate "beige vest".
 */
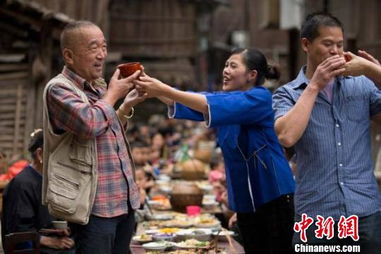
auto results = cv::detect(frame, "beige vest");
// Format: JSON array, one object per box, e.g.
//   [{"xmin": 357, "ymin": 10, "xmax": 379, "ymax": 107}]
[{"xmin": 42, "ymin": 74, "xmax": 98, "ymax": 225}]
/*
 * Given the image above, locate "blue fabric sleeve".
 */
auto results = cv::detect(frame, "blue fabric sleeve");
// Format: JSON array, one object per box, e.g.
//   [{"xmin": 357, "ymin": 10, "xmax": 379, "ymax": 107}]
[
  {"xmin": 206, "ymin": 87, "xmax": 273, "ymax": 127},
  {"xmin": 169, "ymin": 103, "xmax": 205, "ymax": 121}
]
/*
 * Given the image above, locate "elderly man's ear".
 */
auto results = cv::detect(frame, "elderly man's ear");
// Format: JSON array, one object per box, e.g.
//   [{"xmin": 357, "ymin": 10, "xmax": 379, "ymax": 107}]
[{"xmin": 63, "ymin": 48, "xmax": 74, "ymax": 65}]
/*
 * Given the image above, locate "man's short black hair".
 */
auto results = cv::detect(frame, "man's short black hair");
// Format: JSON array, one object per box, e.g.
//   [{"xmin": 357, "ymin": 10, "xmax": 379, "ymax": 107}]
[
  {"xmin": 301, "ymin": 12, "xmax": 344, "ymax": 41},
  {"xmin": 28, "ymin": 129, "xmax": 43, "ymax": 159}
]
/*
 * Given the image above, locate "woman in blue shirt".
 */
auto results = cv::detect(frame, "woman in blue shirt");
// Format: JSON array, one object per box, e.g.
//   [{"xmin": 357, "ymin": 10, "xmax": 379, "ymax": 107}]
[{"xmin": 136, "ymin": 48, "xmax": 295, "ymax": 253}]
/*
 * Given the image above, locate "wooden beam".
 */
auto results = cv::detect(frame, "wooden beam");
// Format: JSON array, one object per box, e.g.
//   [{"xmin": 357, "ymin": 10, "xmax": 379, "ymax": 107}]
[
  {"xmin": 0, "ymin": 21, "xmax": 29, "ymax": 38},
  {"xmin": 0, "ymin": 97, "xmax": 26, "ymax": 105},
  {"xmin": 0, "ymin": 63, "xmax": 29, "ymax": 72},
  {"xmin": 0, "ymin": 135, "xmax": 23, "ymax": 142},
  {"xmin": 111, "ymin": 37, "xmax": 196, "ymax": 44},
  {"xmin": 0, "ymin": 7, "xmax": 43, "ymax": 32},
  {"xmin": 110, "ymin": 15, "xmax": 195, "ymax": 22},
  {"xmin": 0, "ymin": 72, "xmax": 28, "ymax": 81},
  {"xmin": 0, "ymin": 143, "xmax": 24, "ymax": 149},
  {"xmin": 12, "ymin": 83, "xmax": 23, "ymax": 155}
]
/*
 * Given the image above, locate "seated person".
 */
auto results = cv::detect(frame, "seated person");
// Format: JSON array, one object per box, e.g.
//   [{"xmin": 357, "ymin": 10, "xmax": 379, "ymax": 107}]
[
  {"xmin": 135, "ymin": 167, "xmax": 148, "ymax": 208},
  {"xmin": 208, "ymin": 160, "xmax": 225, "ymax": 183},
  {"xmin": 131, "ymin": 139, "xmax": 155, "ymax": 189},
  {"xmin": 1, "ymin": 129, "xmax": 74, "ymax": 253},
  {"xmin": 131, "ymin": 139, "xmax": 152, "ymax": 168}
]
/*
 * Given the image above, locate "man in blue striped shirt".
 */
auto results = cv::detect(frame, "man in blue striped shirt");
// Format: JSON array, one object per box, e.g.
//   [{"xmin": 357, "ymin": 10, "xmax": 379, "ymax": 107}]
[{"xmin": 273, "ymin": 12, "xmax": 381, "ymax": 253}]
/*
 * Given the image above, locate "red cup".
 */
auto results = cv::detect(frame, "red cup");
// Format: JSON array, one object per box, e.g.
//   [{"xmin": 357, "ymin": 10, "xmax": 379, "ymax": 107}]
[
  {"xmin": 344, "ymin": 54, "xmax": 351, "ymax": 62},
  {"xmin": 186, "ymin": 205, "xmax": 201, "ymax": 216},
  {"xmin": 117, "ymin": 62, "xmax": 143, "ymax": 78}
]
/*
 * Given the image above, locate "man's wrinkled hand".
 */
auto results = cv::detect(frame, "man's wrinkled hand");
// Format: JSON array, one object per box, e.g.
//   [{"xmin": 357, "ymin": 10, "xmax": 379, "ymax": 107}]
[{"xmin": 122, "ymin": 88, "xmax": 147, "ymax": 108}]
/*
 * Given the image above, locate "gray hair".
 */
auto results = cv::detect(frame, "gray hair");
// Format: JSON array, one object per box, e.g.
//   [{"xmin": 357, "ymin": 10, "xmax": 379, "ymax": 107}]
[{"xmin": 60, "ymin": 20, "xmax": 99, "ymax": 51}]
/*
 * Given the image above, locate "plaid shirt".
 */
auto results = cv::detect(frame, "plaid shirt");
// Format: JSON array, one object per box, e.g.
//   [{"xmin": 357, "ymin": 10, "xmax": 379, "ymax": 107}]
[{"xmin": 46, "ymin": 66, "xmax": 140, "ymax": 217}]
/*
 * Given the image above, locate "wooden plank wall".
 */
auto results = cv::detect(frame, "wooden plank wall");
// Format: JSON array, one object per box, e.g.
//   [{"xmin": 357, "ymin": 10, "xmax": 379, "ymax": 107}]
[
  {"xmin": 0, "ymin": 62, "xmax": 32, "ymax": 159},
  {"xmin": 30, "ymin": 0, "xmax": 110, "ymax": 31},
  {"xmin": 109, "ymin": 0, "xmax": 197, "ymax": 58}
]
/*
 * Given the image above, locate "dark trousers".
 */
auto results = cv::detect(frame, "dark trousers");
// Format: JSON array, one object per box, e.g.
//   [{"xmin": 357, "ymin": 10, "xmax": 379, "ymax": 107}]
[
  {"xmin": 293, "ymin": 210, "xmax": 381, "ymax": 254},
  {"xmin": 70, "ymin": 211, "xmax": 135, "ymax": 254},
  {"xmin": 237, "ymin": 194, "xmax": 295, "ymax": 254}
]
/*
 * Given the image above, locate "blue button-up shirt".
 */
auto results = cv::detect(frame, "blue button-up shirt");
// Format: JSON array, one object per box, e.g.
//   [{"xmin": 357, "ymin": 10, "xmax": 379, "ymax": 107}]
[
  {"xmin": 169, "ymin": 87, "xmax": 295, "ymax": 212},
  {"xmin": 273, "ymin": 67, "xmax": 381, "ymax": 220}
]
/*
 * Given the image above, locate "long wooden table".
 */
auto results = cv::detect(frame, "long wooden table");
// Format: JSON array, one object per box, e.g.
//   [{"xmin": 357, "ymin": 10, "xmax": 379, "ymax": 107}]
[
  {"xmin": 130, "ymin": 212, "xmax": 245, "ymax": 253},
  {"xmin": 131, "ymin": 180, "xmax": 245, "ymax": 253},
  {"xmin": 130, "ymin": 231, "xmax": 245, "ymax": 254},
  {"xmin": 130, "ymin": 240, "xmax": 245, "ymax": 253}
]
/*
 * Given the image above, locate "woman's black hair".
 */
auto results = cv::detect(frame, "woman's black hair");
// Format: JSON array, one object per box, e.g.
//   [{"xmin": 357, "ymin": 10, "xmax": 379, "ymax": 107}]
[{"xmin": 231, "ymin": 48, "xmax": 280, "ymax": 86}]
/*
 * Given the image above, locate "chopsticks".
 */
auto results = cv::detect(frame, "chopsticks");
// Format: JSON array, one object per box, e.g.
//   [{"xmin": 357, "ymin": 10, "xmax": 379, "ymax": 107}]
[
  {"xmin": 222, "ymin": 227, "xmax": 236, "ymax": 253},
  {"xmin": 144, "ymin": 196, "xmax": 154, "ymax": 217}
]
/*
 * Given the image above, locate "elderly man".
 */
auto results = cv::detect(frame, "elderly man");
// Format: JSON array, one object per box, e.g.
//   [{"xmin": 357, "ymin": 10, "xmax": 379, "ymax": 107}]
[{"xmin": 42, "ymin": 21, "xmax": 145, "ymax": 254}]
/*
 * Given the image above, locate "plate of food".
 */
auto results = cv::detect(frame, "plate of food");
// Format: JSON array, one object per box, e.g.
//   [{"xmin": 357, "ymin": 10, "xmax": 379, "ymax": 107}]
[
  {"xmin": 132, "ymin": 234, "xmax": 153, "ymax": 243},
  {"xmin": 175, "ymin": 239, "xmax": 210, "ymax": 249},
  {"xmin": 152, "ymin": 233, "xmax": 175, "ymax": 241},
  {"xmin": 168, "ymin": 250, "xmax": 202, "ymax": 254},
  {"xmin": 144, "ymin": 229, "xmax": 160, "ymax": 235},
  {"xmin": 149, "ymin": 196, "xmax": 172, "ymax": 210},
  {"xmin": 158, "ymin": 227, "xmax": 181, "ymax": 234},
  {"xmin": 194, "ymin": 215, "xmax": 221, "ymax": 228},
  {"xmin": 162, "ymin": 219, "xmax": 193, "ymax": 228},
  {"xmin": 148, "ymin": 213, "xmax": 173, "ymax": 221},
  {"xmin": 142, "ymin": 241, "xmax": 173, "ymax": 251}
]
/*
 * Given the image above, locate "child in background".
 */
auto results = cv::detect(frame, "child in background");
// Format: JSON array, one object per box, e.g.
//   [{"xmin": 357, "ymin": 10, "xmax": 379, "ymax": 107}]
[
  {"xmin": 135, "ymin": 167, "xmax": 148, "ymax": 208},
  {"xmin": 208, "ymin": 160, "xmax": 225, "ymax": 183},
  {"xmin": 131, "ymin": 139, "xmax": 155, "ymax": 188},
  {"xmin": 131, "ymin": 140, "xmax": 151, "ymax": 167}
]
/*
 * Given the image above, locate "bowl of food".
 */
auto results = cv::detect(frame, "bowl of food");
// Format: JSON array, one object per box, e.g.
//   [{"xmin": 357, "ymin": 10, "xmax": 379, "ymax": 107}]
[
  {"xmin": 132, "ymin": 234, "xmax": 153, "ymax": 243},
  {"xmin": 157, "ymin": 174, "xmax": 171, "ymax": 181},
  {"xmin": 152, "ymin": 233, "xmax": 175, "ymax": 242},
  {"xmin": 175, "ymin": 239, "xmax": 210, "ymax": 249},
  {"xmin": 194, "ymin": 215, "xmax": 221, "ymax": 229},
  {"xmin": 202, "ymin": 200, "xmax": 219, "ymax": 210},
  {"xmin": 176, "ymin": 229, "xmax": 212, "ymax": 241},
  {"xmin": 159, "ymin": 185, "xmax": 172, "ymax": 194}
]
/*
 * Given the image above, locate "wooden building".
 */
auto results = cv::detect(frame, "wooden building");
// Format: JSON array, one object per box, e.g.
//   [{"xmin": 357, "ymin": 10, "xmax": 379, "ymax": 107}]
[{"xmin": 0, "ymin": 0, "xmax": 71, "ymax": 161}]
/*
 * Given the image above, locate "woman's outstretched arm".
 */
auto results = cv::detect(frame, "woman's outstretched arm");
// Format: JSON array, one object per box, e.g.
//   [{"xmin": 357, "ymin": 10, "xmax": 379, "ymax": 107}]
[{"xmin": 135, "ymin": 75, "xmax": 208, "ymax": 114}]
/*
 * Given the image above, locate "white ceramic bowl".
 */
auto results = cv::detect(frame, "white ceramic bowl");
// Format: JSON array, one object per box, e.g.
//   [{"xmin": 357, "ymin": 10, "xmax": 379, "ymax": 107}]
[
  {"xmin": 142, "ymin": 241, "xmax": 171, "ymax": 251},
  {"xmin": 149, "ymin": 214, "xmax": 173, "ymax": 221},
  {"xmin": 176, "ymin": 228, "xmax": 212, "ymax": 241},
  {"xmin": 52, "ymin": 220, "xmax": 68, "ymax": 229}
]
